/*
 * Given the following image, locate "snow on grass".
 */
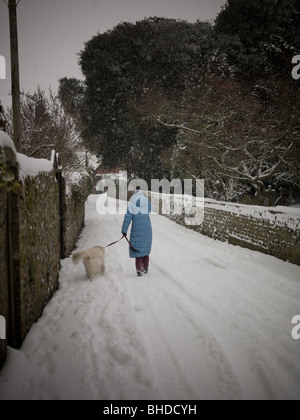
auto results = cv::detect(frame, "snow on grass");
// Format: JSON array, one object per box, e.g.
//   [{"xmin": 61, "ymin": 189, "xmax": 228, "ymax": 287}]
[{"xmin": 0, "ymin": 195, "xmax": 300, "ymax": 400}]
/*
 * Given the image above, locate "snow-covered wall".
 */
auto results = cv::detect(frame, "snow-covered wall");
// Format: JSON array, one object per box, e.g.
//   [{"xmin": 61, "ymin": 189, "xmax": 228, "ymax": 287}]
[
  {"xmin": 14, "ymin": 173, "xmax": 61, "ymax": 346},
  {"xmin": 0, "ymin": 134, "xmax": 86, "ymax": 367},
  {"xmin": 200, "ymin": 200, "xmax": 300, "ymax": 265},
  {"xmin": 60, "ymin": 176, "xmax": 86, "ymax": 258},
  {"xmin": 0, "ymin": 144, "xmax": 61, "ymax": 356},
  {"xmin": 0, "ymin": 131, "xmax": 53, "ymax": 180},
  {"xmin": 151, "ymin": 194, "xmax": 300, "ymax": 266}
]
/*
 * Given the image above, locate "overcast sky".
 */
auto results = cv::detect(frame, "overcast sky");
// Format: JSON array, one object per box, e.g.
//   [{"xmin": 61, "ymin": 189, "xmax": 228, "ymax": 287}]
[{"xmin": 0, "ymin": 0, "xmax": 226, "ymax": 108}]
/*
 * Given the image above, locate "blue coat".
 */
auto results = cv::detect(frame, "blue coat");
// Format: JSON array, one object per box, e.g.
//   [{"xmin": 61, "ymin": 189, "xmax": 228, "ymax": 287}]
[{"xmin": 122, "ymin": 191, "xmax": 153, "ymax": 258}]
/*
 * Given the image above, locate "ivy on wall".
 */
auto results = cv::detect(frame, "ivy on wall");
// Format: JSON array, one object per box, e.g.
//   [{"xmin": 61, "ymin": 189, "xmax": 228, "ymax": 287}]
[
  {"xmin": 70, "ymin": 175, "xmax": 92, "ymax": 204},
  {"xmin": 0, "ymin": 149, "xmax": 20, "ymax": 194}
]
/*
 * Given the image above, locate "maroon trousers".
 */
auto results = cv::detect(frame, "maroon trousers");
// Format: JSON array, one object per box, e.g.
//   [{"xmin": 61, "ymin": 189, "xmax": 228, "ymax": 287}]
[{"xmin": 135, "ymin": 256, "xmax": 149, "ymax": 273}]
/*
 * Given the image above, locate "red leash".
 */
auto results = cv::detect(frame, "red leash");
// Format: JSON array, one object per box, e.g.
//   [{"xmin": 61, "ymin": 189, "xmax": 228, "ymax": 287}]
[
  {"xmin": 105, "ymin": 235, "xmax": 140, "ymax": 254},
  {"xmin": 105, "ymin": 236, "xmax": 124, "ymax": 249}
]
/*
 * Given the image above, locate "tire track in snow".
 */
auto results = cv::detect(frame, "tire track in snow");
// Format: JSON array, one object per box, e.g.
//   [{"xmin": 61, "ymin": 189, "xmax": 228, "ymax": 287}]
[
  {"xmin": 139, "ymin": 262, "xmax": 242, "ymax": 400},
  {"xmin": 148, "ymin": 255, "xmax": 290, "ymax": 399},
  {"xmin": 147, "ymin": 220, "xmax": 300, "ymax": 399}
]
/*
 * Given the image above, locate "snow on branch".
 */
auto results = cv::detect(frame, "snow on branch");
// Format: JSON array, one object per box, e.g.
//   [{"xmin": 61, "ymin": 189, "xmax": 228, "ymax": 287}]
[{"xmin": 157, "ymin": 118, "xmax": 203, "ymax": 134}]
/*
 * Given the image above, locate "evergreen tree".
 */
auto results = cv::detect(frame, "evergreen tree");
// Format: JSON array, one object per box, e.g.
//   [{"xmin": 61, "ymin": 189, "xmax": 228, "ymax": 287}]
[{"xmin": 215, "ymin": 0, "xmax": 300, "ymax": 75}]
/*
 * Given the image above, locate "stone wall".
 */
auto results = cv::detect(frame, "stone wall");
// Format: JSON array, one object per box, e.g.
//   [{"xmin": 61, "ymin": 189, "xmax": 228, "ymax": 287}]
[
  {"xmin": 0, "ymin": 137, "xmax": 86, "ymax": 368},
  {"xmin": 0, "ymin": 176, "xmax": 8, "ymax": 368},
  {"xmin": 151, "ymin": 193, "xmax": 300, "ymax": 266},
  {"xmin": 196, "ymin": 202, "xmax": 300, "ymax": 266},
  {"xmin": 62, "ymin": 181, "xmax": 85, "ymax": 258},
  {"xmin": 11, "ymin": 172, "xmax": 61, "ymax": 348},
  {"xmin": 0, "ymin": 146, "xmax": 17, "ymax": 368}
]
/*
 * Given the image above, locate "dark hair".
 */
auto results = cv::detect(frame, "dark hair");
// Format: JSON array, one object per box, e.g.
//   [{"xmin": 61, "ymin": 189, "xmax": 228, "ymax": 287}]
[{"xmin": 136, "ymin": 186, "xmax": 141, "ymax": 191}]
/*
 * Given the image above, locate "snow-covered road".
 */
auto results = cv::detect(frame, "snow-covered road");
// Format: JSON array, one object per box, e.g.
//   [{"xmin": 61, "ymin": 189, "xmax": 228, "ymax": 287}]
[{"xmin": 1, "ymin": 195, "xmax": 300, "ymax": 400}]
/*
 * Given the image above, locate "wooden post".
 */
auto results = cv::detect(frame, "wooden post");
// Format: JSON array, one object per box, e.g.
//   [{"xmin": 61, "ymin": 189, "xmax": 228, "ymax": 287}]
[{"xmin": 8, "ymin": 0, "xmax": 22, "ymax": 153}]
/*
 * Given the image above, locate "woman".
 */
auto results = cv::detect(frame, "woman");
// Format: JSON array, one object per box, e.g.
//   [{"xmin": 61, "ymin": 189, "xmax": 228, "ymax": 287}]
[{"xmin": 122, "ymin": 188, "xmax": 153, "ymax": 277}]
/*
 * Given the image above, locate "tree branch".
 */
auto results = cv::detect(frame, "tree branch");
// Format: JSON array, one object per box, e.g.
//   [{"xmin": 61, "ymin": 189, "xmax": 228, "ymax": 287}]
[
  {"xmin": 157, "ymin": 118, "xmax": 203, "ymax": 134},
  {"xmin": 212, "ymin": 157, "xmax": 254, "ymax": 181},
  {"xmin": 30, "ymin": 144, "xmax": 56, "ymax": 158}
]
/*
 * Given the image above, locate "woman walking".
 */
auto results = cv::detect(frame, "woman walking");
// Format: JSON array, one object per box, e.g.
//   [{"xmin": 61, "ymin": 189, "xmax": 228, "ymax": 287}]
[{"xmin": 122, "ymin": 188, "xmax": 153, "ymax": 277}]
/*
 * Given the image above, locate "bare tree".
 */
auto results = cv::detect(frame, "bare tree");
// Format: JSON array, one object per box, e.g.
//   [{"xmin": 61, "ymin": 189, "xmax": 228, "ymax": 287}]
[
  {"xmin": 131, "ymin": 76, "xmax": 299, "ymax": 203},
  {"xmin": 6, "ymin": 87, "xmax": 86, "ymax": 174}
]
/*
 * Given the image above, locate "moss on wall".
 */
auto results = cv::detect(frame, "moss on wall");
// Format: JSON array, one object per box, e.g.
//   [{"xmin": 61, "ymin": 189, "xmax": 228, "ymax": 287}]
[{"xmin": 11, "ymin": 172, "xmax": 61, "ymax": 347}]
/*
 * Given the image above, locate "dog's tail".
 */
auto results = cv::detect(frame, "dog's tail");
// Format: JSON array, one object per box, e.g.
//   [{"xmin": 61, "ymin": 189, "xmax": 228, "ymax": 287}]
[{"xmin": 72, "ymin": 251, "xmax": 86, "ymax": 265}]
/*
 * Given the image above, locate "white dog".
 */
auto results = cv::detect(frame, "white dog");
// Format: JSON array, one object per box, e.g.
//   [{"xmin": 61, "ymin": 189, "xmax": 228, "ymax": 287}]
[{"xmin": 72, "ymin": 246, "xmax": 105, "ymax": 281}]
